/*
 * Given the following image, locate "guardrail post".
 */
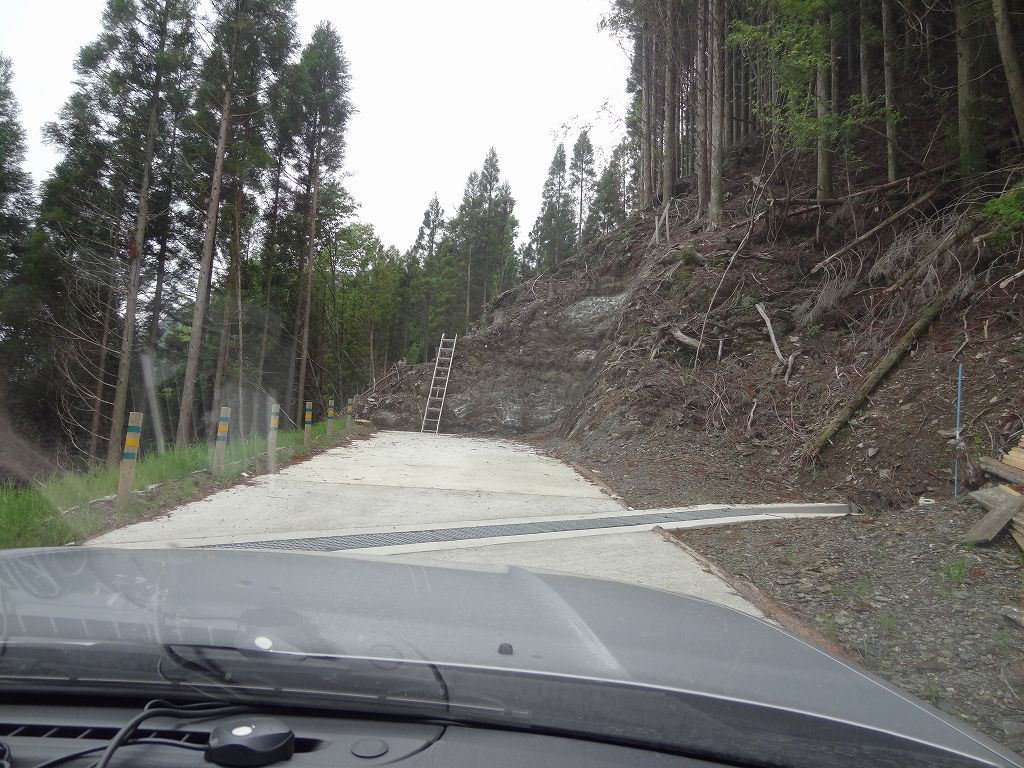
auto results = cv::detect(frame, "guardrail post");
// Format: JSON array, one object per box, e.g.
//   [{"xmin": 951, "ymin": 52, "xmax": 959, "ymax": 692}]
[
  {"xmin": 304, "ymin": 401, "xmax": 312, "ymax": 449},
  {"xmin": 115, "ymin": 411, "xmax": 144, "ymax": 516},
  {"xmin": 327, "ymin": 398, "xmax": 335, "ymax": 435},
  {"xmin": 212, "ymin": 406, "xmax": 230, "ymax": 475},
  {"xmin": 345, "ymin": 397, "xmax": 354, "ymax": 429},
  {"xmin": 267, "ymin": 403, "xmax": 279, "ymax": 472}
]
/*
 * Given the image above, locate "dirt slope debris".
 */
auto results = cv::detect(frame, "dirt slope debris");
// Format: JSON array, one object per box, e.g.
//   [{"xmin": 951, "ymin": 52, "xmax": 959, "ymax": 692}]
[{"xmin": 360, "ymin": 157, "xmax": 1024, "ymax": 510}]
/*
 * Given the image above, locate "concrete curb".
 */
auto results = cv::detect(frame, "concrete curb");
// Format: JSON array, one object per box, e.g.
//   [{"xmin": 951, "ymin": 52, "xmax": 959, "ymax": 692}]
[{"xmin": 96, "ymin": 502, "xmax": 850, "ymax": 551}]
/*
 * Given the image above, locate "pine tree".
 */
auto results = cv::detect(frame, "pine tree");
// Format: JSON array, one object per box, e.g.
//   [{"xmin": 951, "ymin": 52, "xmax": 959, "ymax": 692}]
[
  {"xmin": 292, "ymin": 21, "xmax": 352, "ymax": 424},
  {"xmin": 583, "ymin": 161, "xmax": 627, "ymax": 244},
  {"xmin": 530, "ymin": 144, "xmax": 576, "ymax": 269},
  {"xmin": 175, "ymin": 0, "xmax": 296, "ymax": 449},
  {"xmin": 0, "ymin": 55, "xmax": 31, "ymax": 270},
  {"xmin": 568, "ymin": 130, "xmax": 596, "ymax": 249},
  {"xmin": 71, "ymin": 0, "xmax": 199, "ymax": 464}
]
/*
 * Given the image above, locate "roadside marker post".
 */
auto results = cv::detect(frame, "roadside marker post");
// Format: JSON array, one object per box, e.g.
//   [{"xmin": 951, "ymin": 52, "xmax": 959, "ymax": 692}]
[
  {"xmin": 115, "ymin": 411, "xmax": 144, "ymax": 516},
  {"xmin": 345, "ymin": 398, "xmax": 354, "ymax": 429},
  {"xmin": 212, "ymin": 406, "xmax": 230, "ymax": 475},
  {"xmin": 327, "ymin": 399, "xmax": 335, "ymax": 435},
  {"xmin": 267, "ymin": 403, "xmax": 280, "ymax": 472},
  {"xmin": 304, "ymin": 401, "xmax": 313, "ymax": 449}
]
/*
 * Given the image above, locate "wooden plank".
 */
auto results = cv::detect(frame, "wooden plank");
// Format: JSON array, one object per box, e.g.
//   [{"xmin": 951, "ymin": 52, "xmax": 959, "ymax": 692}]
[
  {"xmin": 1003, "ymin": 450, "xmax": 1024, "ymax": 471},
  {"xmin": 980, "ymin": 456, "xmax": 1024, "ymax": 485},
  {"xmin": 1011, "ymin": 527, "xmax": 1024, "ymax": 553},
  {"xmin": 970, "ymin": 485, "xmax": 1021, "ymax": 514},
  {"xmin": 965, "ymin": 494, "xmax": 1024, "ymax": 544}
]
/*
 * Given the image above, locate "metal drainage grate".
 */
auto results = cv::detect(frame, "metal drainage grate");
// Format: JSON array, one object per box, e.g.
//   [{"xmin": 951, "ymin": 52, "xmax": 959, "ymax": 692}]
[{"xmin": 203, "ymin": 506, "xmax": 760, "ymax": 552}]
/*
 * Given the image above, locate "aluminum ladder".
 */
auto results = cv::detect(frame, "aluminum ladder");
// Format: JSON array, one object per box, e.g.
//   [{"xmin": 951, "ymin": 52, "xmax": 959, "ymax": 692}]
[{"xmin": 420, "ymin": 334, "xmax": 457, "ymax": 433}]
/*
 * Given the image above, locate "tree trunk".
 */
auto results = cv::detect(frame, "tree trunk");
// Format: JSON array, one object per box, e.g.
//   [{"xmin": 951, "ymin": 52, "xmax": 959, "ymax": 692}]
[
  {"xmin": 296, "ymin": 153, "xmax": 320, "ymax": 426},
  {"xmin": 708, "ymin": 0, "xmax": 724, "ymax": 225},
  {"xmin": 234, "ymin": 187, "xmax": 245, "ymax": 438},
  {"xmin": 465, "ymin": 245, "xmax": 473, "ymax": 332},
  {"xmin": 106, "ymin": 96, "xmax": 159, "ymax": 467},
  {"xmin": 816, "ymin": 19, "xmax": 834, "ymax": 201},
  {"xmin": 88, "ymin": 293, "xmax": 113, "ymax": 461},
  {"xmin": 859, "ymin": 0, "xmax": 872, "ymax": 105},
  {"xmin": 662, "ymin": 1, "xmax": 677, "ymax": 208},
  {"xmin": 955, "ymin": 0, "xmax": 981, "ymax": 174},
  {"xmin": 209, "ymin": 291, "xmax": 231, "ymax": 445},
  {"xmin": 640, "ymin": 34, "xmax": 652, "ymax": 209},
  {"xmin": 175, "ymin": 84, "xmax": 233, "ymax": 449},
  {"xmin": 146, "ymin": 121, "xmax": 176, "ymax": 353},
  {"xmin": 993, "ymin": 0, "xmax": 1024, "ymax": 141},
  {"xmin": 695, "ymin": 0, "xmax": 709, "ymax": 213},
  {"xmin": 882, "ymin": 0, "xmax": 898, "ymax": 182},
  {"xmin": 253, "ymin": 149, "xmax": 285, "ymax": 429}
]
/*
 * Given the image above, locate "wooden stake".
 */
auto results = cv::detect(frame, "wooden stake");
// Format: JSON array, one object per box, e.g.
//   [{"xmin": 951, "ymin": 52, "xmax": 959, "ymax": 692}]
[
  {"xmin": 304, "ymin": 401, "xmax": 312, "ymax": 449},
  {"xmin": 267, "ymin": 402, "xmax": 279, "ymax": 472},
  {"xmin": 345, "ymin": 398, "xmax": 354, "ymax": 430},
  {"xmin": 115, "ymin": 411, "xmax": 144, "ymax": 517},
  {"xmin": 211, "ymin": 406, "xmax": 230, "ymax": 475},
  {"xmin": 327, "ymin": 398, "xmax": 335, "ymax": 435}
]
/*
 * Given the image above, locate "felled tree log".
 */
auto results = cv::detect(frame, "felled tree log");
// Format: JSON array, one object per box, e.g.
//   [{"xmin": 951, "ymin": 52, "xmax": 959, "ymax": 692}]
[{"xmin": 809, "ymin": 289, "xmax": 951, "ymax": 458}]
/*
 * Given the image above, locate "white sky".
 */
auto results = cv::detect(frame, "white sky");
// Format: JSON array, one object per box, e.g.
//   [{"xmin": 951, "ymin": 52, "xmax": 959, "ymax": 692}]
[{"xmin": 0, "ymin": 0, "xmax": 631, "ymax": 250}]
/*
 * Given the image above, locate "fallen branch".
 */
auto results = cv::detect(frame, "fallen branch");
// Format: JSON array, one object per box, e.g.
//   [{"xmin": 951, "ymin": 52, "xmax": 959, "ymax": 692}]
[
  {"xmin": 809, "ymin": 288, "xmax": 953, "ymax": 458},
  {"xmin": 1000, "ymin": 266, "xmax": 1024, "ymax": 290},
  {"xmin": 810, "ymin": 187, "xmax": 942, "ymax": 274},
  {"xmin": 754, "ymin": 302, "xmax": 786, "ymax": 365},
  {"xmin": 784, "ymin": 353, "xmax": 798, "ymax": 384},
  {"xmin": 667, "ymin": 326, "xmax": 701, "ymax": 350}
]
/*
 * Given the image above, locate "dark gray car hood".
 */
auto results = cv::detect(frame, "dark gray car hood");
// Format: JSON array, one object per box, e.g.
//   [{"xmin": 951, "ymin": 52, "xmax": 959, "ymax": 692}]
[{"xmin": 0, "ymin": 546, "xmax": 1020, "ymax": 767}]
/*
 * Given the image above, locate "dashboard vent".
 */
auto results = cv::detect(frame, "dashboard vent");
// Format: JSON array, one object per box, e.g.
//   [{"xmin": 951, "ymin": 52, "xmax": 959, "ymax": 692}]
[{"xmin": 0, "ymin": 723, "xmax": 321, "ymax": 752}]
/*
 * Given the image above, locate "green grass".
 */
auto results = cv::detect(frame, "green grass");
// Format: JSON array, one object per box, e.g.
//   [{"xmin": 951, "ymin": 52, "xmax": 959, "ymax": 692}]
[
  {"xmin": 938, "ymin": 556, "xmax": 970, "ymax": 585},
  {"xmin": 875, "ymin": 612, "xmax": 899, "ymax": 635},
  {"xmin": 0, "ymin": 421, "xmax": 357, "ymax": 550}
]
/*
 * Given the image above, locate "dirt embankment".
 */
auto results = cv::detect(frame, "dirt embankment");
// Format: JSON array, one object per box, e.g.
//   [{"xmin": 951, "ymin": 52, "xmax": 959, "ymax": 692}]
[{"xmin": 360, "ymin": 161, "xmax": 1023, "ymax": 512}]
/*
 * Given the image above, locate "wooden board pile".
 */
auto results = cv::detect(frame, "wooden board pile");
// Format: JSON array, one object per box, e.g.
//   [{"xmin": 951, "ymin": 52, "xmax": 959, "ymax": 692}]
[
  {"xmin": 979, "ymin": 435, "xmax": 1024, "ymax": 486},
  {"xmin": 966, "ymin": 483, "xmax": 1024, "ymax": 549}
]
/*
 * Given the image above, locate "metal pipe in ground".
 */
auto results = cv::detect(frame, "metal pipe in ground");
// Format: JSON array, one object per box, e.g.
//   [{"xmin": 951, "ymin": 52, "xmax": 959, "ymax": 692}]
[
  {"xmin": 267, "ymin": 402, "xmax": 279, "ymax": 472},
  {"xmin": 345, "ymin": 397, "xmax": 354, "ymax": 430},
  {"xmin": 327, "ymin": 399, "xmax": 335, "ymax": 435},
  {"xmin": 212, "ymin": 407, "xmax": 230, "ymax": 475},
  {"xmin": 304, "ymin": 401, "xmax": 313, "ymax": 449},
  {"xmin": 115, "ymin": 411, "xmax": 144, "ymax": 517}
]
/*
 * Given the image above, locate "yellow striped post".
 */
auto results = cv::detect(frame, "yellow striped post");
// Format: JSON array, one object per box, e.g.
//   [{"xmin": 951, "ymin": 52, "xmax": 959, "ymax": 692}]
[
  {"xmin": 115, "ymin": 411, "xmax": 144, "ymax": 516},
  {"xmin": 211, "ymin": 406, "xmax": 230, "ymax": 475},
  {"xmin": 267, "ymin": 403, "xmax": 280, "ymax": 472},
  {"xmin": 304, "ymin": 401, "xmax": 313, "ymax": 449},
  {"xmin": 345, "ymin": 397, "xmax": 354, "ymax": 429},
  {"xmin": 327, "ymin": 398, "xmax": 335, "ymax": 435}
]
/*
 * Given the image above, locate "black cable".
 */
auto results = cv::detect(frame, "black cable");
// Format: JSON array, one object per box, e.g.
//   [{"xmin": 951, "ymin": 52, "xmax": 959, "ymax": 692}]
[
  {"xmin": 30, "ymin": 737, "xmax": 207, "ymax": 768},
  {"xmin": 92, "ymin": 702, "xmax": 247, "ymax": 768}
]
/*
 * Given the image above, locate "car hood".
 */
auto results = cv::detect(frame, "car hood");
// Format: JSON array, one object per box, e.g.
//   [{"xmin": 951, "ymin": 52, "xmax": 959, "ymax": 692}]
[{"xmin": 0, "ymin": 546, "xmax": 1020, "ymax": 767}]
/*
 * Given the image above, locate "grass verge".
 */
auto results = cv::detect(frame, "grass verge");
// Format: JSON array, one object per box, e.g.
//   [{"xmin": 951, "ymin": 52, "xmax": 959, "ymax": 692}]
[{"xmin": 0, "ymin": 422, "xmax": 363, "ymax": 550}]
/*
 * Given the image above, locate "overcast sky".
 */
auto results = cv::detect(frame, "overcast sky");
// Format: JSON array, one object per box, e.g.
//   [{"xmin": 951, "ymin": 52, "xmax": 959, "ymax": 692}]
[{"xmin": 0, "ymin": 0, "xmax": 631, "ymax": 251}]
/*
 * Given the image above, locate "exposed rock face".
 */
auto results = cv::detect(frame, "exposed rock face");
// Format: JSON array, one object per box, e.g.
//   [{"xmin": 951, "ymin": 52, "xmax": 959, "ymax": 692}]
[{"xmin": 358, "ymin": 293, "xmax": 626, "ymax": 436}]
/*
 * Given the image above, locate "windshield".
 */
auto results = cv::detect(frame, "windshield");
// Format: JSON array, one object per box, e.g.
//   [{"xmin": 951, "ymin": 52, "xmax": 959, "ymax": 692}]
[{"xmin": 2, "ymin": 1, "xmax": 1024, "ymax": 767}]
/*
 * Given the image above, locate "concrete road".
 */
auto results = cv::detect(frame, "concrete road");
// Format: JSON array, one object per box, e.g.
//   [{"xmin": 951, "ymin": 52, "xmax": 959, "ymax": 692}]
[{"xmin": 93, "ymin": 431, "xmax": 774, "ymax": 616}]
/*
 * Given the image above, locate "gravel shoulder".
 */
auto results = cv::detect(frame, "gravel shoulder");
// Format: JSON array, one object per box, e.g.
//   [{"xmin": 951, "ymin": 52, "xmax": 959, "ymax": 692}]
[{"xmin": 668, "ymin": 499, "xmax": 1024, "ymax": 754}]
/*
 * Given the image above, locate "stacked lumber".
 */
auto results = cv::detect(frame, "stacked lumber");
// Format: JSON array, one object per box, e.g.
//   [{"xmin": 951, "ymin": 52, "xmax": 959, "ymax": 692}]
[
  {"xmin": 1003, "ymin": 438, "xmax": 1024, "ymax": 472},
  {"xmin": 979, "ymin": 436, "xmax": 1024, "ymax": 485},
  {"xmin": 967, "ymin": 484, "xmax": 1024, "ymax": 549}
]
